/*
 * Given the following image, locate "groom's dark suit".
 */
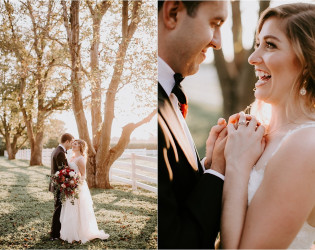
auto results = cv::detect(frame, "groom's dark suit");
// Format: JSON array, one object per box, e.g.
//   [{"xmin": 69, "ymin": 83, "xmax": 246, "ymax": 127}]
[
  {"xmin": 158, "ymin": 83, "xmax": 224, "ymax": 249},
  {"xmin": 49, "ymin": 145, "xmax": 68, "ymax": 238}
]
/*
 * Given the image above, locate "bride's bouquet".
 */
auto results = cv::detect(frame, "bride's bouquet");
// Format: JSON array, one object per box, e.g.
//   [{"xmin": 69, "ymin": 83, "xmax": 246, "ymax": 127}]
[{"xmin": 50, "ymin": 167, "xmax": 81, "ymax": 205}]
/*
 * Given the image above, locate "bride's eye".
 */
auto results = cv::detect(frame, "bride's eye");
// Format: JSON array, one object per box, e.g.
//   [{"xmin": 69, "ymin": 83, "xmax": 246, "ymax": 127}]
[
  {"xmin": 254, "ymin": 42, "xmax": 260, "ymax": 49},
  {"xmin": 265, "ymin": 41, "xmax": 276, "ymax": 49}
]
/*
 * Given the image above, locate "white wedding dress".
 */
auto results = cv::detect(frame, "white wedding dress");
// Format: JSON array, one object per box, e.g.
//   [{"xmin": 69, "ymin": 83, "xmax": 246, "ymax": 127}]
[
  {"xmin": 60, "ymin": 156, "xmax": 109, "ymax": 243},
  {"xmin": 248, "ymin": 122, "xmax": 315, "ymax": 249}
]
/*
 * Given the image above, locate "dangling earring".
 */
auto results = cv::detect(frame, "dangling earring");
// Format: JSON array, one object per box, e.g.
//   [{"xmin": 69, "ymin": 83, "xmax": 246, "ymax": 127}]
[{"xmin": 300, "ymin": 80, "xmax": 307, "ymax": 96}]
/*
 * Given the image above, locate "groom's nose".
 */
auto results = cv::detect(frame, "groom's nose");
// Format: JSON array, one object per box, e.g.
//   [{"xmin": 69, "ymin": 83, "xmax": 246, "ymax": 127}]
[{"xmin": 210, "ymin": 27, "xmax": 222, "ymax": 50}]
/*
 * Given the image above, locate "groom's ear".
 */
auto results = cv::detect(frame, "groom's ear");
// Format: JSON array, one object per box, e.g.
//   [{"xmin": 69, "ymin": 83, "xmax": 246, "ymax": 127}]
[{"xmin": 162, "ymin": 1, "xmax": 184, "ymax": 30}]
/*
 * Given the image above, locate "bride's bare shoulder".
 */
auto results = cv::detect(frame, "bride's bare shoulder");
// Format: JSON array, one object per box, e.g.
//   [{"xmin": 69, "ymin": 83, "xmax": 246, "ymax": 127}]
[
  {"xmin": 76, "ymin": 156, "xmax": 86, "ymax": 166},
  {"xmin": 267, "ymin": 125, "xmax": 315, "ymax": 174}
]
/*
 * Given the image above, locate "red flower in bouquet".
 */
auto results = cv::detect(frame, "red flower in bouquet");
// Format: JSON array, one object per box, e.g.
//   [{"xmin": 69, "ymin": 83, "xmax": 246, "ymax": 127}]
[{"xmin": 49, "ymin": 167, "xmax": 81, "ymax": 205}]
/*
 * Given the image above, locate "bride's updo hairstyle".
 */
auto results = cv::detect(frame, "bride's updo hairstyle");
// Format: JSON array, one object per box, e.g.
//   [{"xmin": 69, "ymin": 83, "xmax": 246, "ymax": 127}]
[
  {"xmin": 256, "ymin": 3, "xmax": 315, "ymax": 119},
  {"xmin": 74, "ymin": 139, "xmax": 87, "ymax": 157}
]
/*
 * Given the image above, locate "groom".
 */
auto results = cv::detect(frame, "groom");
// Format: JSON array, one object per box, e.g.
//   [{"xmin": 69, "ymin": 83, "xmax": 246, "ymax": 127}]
[
  {"xmin": 49, "ymin": 133, "xmax": 74, "ymax": 240},
  {"xmin": 158, "ymin": 1, "xmax": 229, "ymax": 248}
]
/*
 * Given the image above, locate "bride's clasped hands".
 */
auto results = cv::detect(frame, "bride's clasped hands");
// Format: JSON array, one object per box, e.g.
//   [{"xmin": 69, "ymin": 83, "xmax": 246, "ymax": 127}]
[{"xmin": 224, "ymin": 111, "xmax": 266, "ymax": 173}]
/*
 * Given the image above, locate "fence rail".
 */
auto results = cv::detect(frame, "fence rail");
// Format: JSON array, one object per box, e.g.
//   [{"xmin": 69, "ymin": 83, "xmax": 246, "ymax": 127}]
[
  {"xmin": 4, "ymin": 148, "xmax": 157, "ymax": 193},
  {"xmin": 110, "ymin": 153, "xmax": 157, "ymax": 193}
]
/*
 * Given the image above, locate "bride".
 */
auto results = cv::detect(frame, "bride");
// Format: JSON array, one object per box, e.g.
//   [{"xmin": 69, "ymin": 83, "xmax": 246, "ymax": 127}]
[
  {"xmin": 60, "ymin": 139, "xmax": 109, "ymax": 243},
  {"xmin": 216, "ymin": 3, "xmax": 315, "ymax": 249}
]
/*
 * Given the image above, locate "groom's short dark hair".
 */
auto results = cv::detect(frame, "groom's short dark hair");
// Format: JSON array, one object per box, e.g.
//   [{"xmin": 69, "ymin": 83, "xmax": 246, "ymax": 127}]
[
  {"xmin": 158, "ymin": 1, "xmax": 202, "ymax": 17},
  {"xmin": 61, "ymin": 133, "xmax": 74, "ymax": 143}
]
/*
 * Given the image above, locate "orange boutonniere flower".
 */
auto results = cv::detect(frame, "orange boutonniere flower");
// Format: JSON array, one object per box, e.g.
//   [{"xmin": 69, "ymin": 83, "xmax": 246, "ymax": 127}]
[{"xmin": 180, "ymin": 103, "xmax": 188, "ymax": 119}]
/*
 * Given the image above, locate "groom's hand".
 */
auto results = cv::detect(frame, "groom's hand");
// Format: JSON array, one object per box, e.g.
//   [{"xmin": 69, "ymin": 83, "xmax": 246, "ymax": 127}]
[
  {"xmin": 211, "ymin": 127, "xmax": 228, "ymax": 175},
  {"xmin": 204, "ymin": 118, "xmax": 227, "ymax": 170}
]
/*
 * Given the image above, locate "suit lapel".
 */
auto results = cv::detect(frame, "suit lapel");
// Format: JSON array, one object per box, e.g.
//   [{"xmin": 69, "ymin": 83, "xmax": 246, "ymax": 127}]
[{"xmin": 158, "ymin": 83, "xmax": 198, "ymax": 172}]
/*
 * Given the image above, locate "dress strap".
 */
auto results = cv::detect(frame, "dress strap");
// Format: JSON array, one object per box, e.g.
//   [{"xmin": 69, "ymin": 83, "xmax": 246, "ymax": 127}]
[
  {"xmin": 258, "ymin": 122, "xmax": 315, "ymax": 170},
  {"xmin": 271, "ymin": 122, "xmax": 315, "ymax": 159}
]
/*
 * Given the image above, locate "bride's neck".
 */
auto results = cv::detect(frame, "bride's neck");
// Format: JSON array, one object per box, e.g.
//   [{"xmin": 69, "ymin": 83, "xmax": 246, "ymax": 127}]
[
  {"xmin": 268, "ymin": 106, "xmax": 289, "ymax": 131},
  {"xmin": 73, "ymin": 151, "xmax": 81, "ymax": 158},
  {"xmin": 268, "ymin": 104, "xmax": 307, "ymax": 134}
]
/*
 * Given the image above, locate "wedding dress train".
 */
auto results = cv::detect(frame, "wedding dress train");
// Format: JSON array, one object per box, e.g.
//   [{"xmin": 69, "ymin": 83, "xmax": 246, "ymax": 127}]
[
  {"xmin": 248, "ymin": 122, "xmax": 315, "ymax": 249},
  {"xmin": 60, "ymin": 157, "xmax": 109, "ymax": 243}
]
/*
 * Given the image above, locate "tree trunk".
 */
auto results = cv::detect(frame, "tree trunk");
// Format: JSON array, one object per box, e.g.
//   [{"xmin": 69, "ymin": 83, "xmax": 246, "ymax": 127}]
[
  {"xmin": 8, "ymin": 153, "xmax": 16, "ymax": 160},
  {"xmin": 5, "ymin": 134, "xmax": 15, "ymax": 160},
  {"xmin": 90, "ymin": 19, "xmax": 102, "ymax": 150},
  {"xmin": 95, "ymin": 153, "xmax": 112, "ymax": 189},
  {"xmin": 30, "ymin": 128, "xmax": 44, "ymax": 165},
  {"xmin": 214, "ymin": 1, "xmax": 270, "ymax": 118},
  {"xmin": 30, "ymin": 144, "xmax": 43, "ymax": 165},
  {"xmin": 63, "ymin": 0, "xmax": 96, "ymax": 186}
]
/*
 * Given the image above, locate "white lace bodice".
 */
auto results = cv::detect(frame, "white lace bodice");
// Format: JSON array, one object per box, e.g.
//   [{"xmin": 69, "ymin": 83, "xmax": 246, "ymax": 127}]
[
  {"xmin": 248, "ymin": 122, "xmax": 315, "ymax": 249},
  {"xmin": 69, "ymin": 156, "xmax": 86, "ymax": 180}
]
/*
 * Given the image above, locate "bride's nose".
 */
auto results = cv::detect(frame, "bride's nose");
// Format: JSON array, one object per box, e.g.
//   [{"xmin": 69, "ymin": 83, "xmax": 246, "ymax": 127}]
[{"xmin": 248, "ymin": 49, "xmax": 263, "ymax": 65}]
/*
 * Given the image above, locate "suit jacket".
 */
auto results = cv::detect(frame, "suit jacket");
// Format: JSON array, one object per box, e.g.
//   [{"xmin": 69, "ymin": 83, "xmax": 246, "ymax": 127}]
[
  {"xmin": 49, "ymin": 146, "xmax": 69, "ymax": 193},
  {"xmin": 158, "ymin": 83, "xmax": 224, "ymax": 249}
]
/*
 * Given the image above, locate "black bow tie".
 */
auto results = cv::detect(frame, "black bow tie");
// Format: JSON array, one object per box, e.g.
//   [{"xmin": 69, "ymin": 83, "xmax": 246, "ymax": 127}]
[
  {"xmin": 172, "ymin": 73, "xmax": 188, "ymax": 118},
  {"xmin": 172, "ymin": 73, "xmax": 187, "ymax": 105}
]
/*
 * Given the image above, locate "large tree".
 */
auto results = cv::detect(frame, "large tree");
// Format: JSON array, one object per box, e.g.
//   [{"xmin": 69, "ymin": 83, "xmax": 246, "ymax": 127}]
[
  {"xmin": 214, "ymin": 1, "xmax": 270, "ymax": 118},
  {"xmin": 0, "ymin": 73, "xmax": 27, "ymax": 160},
  {"xmin": 0, "ymin": 0, "xmax": 71, "ymax": 165},
  {"xmin": 61, "ymin": 0, "xmax": 156, "ymax": 189}
]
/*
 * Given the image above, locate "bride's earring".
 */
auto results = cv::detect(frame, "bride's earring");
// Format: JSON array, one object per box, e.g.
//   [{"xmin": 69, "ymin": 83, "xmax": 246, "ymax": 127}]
[
  {"xmin": 300, "ymin": 80, "xmax": 307, "ymax": 96},
  {"xmin": 300, "ymin": 87, "xmax": 306, "ymax": 96}
]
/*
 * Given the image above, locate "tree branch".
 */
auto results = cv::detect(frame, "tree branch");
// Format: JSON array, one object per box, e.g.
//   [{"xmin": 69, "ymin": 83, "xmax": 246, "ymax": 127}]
[
  {"xmin": 86, "ymin": 0, "xmax": 95, "ymax": 16},
  {"xmin": 61, "ymin": 0, "xmax": 71, "ymax": 45},
  {"xmin": 127, "ymin": 1, "xmax": 142, "ymax": 38},
  {"xmin": 109, "ymin": 108, "xmax": 157, "ymax": 164},
  {"xmin": 122, "ymin": 1, "xmax": 128, "ymax": 38}
]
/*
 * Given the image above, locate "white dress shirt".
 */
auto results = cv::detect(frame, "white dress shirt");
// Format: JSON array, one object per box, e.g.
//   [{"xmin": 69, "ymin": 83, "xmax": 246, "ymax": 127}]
[
  {"xmin": 158, "ymin": 57, "xmax": 224, "ymax": 180},
  {"xmin": 59, "ymin": 144, "xmax": 66, "ymax": 153}
]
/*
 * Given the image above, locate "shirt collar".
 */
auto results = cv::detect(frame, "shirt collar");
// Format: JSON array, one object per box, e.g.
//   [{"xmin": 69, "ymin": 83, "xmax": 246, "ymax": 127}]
[
  {"xmin": 59, "ymin": 144, "xmax": 66, "ymax": 152},
  {"xmin": 158, "ymin": 56, "xmax": 175, "ymax": 96}
]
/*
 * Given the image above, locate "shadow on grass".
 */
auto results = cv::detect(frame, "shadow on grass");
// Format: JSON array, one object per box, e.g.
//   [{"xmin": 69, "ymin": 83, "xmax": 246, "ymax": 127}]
[{"xmin": 0, "ymin": 157, "xmax": 157, "ymax": 249}]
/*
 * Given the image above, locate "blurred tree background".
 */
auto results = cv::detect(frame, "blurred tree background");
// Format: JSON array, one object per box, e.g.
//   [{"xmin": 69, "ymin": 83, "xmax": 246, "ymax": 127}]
[{"xmin": 183, "ymin": 0, "xmax": 314, "ymax": 157}]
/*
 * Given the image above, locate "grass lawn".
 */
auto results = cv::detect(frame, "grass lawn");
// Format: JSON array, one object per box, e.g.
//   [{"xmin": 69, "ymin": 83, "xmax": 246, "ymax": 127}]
[{"xmin": 0, "ymin": 157, "xmax": 157, "ymax": 249}]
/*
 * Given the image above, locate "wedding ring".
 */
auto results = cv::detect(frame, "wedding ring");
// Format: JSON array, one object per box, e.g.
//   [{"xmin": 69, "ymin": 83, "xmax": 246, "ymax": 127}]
[{"xmin": 238, "ymin": 111, "xmax": 247, "ymax": 126}]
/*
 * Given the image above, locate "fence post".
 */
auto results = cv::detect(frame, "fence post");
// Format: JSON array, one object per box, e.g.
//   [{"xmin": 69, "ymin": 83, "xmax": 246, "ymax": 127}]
[{"xmin": 131, "ymin": 153, "xmax": 137, "ymax": 191}]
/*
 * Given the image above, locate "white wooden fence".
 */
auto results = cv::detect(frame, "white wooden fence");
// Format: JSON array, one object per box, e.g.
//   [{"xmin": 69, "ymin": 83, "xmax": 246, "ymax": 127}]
[
  {"xmin": 5, "ymin": 148, "xmax": 157, "ymax": 193},
  {"xmin": 110, "ymin": 153, "xmax": 157, "ymax": 193}
]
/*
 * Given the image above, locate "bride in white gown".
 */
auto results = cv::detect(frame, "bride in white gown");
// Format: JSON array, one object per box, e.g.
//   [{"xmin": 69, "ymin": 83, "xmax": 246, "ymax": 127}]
[
  {"xmin": 212, "ymin": 3, "xmax": 315, "ymax": 249},
  {"xmin": 60, "ymin": 139, "xmax": 109, "ymax": 243}
]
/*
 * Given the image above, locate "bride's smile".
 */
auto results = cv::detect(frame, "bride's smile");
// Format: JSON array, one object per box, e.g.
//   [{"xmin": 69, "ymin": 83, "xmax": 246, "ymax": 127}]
[
  {"xmin": 255, "ymin": 69, "xmax": 271, "ymax": 88},
  {"xmin": 248, "ymin": 17, "xmax": 302, "ymax": 105}
]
